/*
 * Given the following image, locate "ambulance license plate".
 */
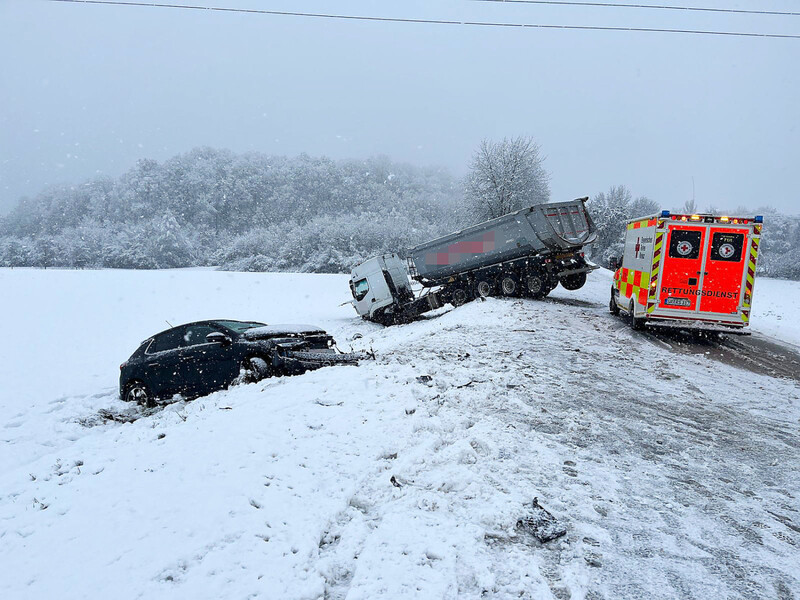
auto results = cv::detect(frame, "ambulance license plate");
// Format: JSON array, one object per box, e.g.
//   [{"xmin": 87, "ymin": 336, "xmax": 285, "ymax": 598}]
[{"xmin": 664, "ymin": 297, "xmax": 691, "ymax": 307}]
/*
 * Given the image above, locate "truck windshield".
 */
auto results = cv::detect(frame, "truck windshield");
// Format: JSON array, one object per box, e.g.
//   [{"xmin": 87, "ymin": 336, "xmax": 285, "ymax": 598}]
[{"xmin": 353, "ymin": 278, "xmax": 369, "ymax": 301}]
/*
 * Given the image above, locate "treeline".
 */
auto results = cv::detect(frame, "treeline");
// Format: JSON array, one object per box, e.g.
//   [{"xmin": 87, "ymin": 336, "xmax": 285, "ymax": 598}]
[
  {"xmin": 0, "ymin": 148, "xmax": 460, "ymax": 272},
  {"xmin": 1, "ymin": 147, "xmax": 798, "ymax": 280}
]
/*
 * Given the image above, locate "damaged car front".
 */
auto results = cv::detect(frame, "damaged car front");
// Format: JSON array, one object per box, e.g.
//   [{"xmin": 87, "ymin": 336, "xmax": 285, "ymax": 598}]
[{"xmin": 237, "ymin": 323, "xmax": 366, "ymax": 376}]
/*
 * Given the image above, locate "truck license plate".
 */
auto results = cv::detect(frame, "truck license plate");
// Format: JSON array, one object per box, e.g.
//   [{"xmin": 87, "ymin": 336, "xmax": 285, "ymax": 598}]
[{"xmin": 664, "ymin": 297, "xmax": 691, "ymax": 307}]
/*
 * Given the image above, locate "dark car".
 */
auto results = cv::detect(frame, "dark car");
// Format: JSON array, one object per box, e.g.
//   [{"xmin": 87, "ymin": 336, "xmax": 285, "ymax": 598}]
[{"xmin": 120, "ymin": 319, "xmax": 361, "ymax": 407}]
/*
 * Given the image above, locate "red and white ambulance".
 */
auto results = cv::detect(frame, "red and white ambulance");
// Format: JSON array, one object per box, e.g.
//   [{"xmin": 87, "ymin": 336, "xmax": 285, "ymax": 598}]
[{"xmin": 610, "ymin": 211, "xmax": 763, "ymax": 332}]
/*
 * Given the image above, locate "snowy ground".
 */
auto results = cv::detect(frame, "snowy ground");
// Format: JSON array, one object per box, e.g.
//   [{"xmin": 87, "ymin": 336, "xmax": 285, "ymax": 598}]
[
  {"xmin": 750, "ymin": 277, "xmax": 800, "ymax": 349},
  {"xmin": 1, "ymin": 268, "xmax": 799, "ymax": 599}
]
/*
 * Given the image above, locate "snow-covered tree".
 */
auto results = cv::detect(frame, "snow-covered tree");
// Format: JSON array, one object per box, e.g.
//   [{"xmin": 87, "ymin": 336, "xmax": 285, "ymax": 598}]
[
  {"xmin": 464, "ymin": 137, "xmax": 550, "ymax": 222},
  {"xmin": 587, "ymin": 186, "xmax": 659, "ymax": 267}
]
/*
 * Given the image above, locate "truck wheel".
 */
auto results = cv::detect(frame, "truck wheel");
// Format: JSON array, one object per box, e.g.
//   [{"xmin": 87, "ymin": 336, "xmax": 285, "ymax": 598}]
[
  {"xmin": 475, "ymin": 279, "xmax": 493, "ymax": 299},
  {"xmin": 560, "ymin": 272, "xmax": 587, "ymax": 291},
  {"xmin": 525, "ymin": 272, "xmax": 547, "ymax": 299},
  {"xmin": 629, "ymin": 300, "xmax": 644, "ymax": 331},
  {"xmin": 451, "ymin": 287, "xmax": 471, "ymax": 307},
  {"xmin": 500, "ymin": 275, "xmax": 518, "ymax": 296},
  {"xmin": 609, "ymin": 289, "xmax": 620, "ymax": 315}
]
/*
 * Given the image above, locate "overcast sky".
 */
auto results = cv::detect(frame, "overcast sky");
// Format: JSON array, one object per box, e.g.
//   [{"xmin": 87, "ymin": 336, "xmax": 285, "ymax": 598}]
[{"xmin": 1, "ymin": 0, "xmax": 799, "ymax": 214}]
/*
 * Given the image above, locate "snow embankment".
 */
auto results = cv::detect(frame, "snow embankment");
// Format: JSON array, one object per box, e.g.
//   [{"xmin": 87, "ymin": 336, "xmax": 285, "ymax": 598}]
[
  {"xmin": 750, "ymin": 277, "xmax": 800, "ymax": 348},
  {"xmin": 1, "ymin": 268, "xmax": 799, "ymax": 599}
]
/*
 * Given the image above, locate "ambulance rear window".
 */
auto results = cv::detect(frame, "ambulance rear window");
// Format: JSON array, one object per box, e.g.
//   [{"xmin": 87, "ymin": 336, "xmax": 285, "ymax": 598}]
[
  {"xmin": 668, "ymin": 230, "xmax": 702, "ymax": 259},
  {"xmin": 710, "ymin": 232, "xmax": 744, "ymax": 262}
]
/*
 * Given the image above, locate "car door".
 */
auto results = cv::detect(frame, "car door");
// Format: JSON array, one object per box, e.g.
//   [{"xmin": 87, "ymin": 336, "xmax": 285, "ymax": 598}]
[
  {"xmin": 144, "ymin": 328, "xmax": 187, "ymax": 397},
  {"xmin": 178, "ymin": 324, "xmax": 237, "ymax": 395}
]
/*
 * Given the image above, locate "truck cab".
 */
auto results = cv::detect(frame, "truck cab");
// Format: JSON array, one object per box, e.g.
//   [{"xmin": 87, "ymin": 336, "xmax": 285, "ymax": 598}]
[{"xmin": 349, "ymin": 253, "xmax": 414, "ymax": 321}]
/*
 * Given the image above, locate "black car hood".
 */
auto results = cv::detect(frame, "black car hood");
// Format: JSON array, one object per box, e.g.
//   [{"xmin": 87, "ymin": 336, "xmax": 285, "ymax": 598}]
[{"xmin": 242, "ymin": 324, "xmax": 326, "ymax": 340}]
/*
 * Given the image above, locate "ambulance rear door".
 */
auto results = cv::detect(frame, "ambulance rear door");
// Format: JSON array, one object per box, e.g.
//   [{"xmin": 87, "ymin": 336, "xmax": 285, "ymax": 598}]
[
  {"xmin": 697, "ymin": 226, "xmax": 750, "ymax": 316},
  {"xmin": 658, "ymin": 223, "xmax": 707, "ymax": 312}
]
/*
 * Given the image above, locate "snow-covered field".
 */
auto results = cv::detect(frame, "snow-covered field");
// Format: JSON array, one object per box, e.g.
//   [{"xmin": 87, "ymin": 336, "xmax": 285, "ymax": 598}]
[
  {"xmin": 1, "ymin": 267, "xmax": 799, "ymax": 599},
  {"xmin": 750, "ymin": 277, "xmax": 800, "ymax": 349}
]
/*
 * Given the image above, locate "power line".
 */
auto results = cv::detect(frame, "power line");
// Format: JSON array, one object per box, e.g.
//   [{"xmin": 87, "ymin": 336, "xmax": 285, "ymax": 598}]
[
  {"xmin": 468, "ymin": 0, "xmax": 800, "ymax": 18},
  {"xmin": 45, "ymin": 0, "xmax": 800, "ymax": 39}
]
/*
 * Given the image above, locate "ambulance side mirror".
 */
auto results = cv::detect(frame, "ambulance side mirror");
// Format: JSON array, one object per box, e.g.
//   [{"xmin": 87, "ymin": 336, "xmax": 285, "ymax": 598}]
[{"xmin": 609, "ymin": 256, "xmax": 620, "ymax": 270}]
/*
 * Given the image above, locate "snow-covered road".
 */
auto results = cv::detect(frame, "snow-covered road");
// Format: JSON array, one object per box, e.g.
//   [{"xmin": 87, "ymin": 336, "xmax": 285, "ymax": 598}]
[{"xmin": 1, "ymin": 268, "xmax": 798, "ymax": 599}]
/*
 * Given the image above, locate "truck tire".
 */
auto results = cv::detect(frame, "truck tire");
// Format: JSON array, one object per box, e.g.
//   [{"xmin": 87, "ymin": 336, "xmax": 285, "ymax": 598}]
[
  {"xmin": 560, "ymin": 272, "xmax": 587, "ymax": 291},
  {"xmin": 609, "ymin": 288, "xmax": 620, "ymax": 315},
  {"xmin": 475, "ymin": 278, "xmax": 493, "ymax": 299},
  {"xmin": 525, "ymin": 272, "xmax": 547, "ymax": 299},
  {"xmin": 500, "ymin": 275, "xmax": 519, "ymax": 296},
  {"xmin": 450, "ymin": 287, "xmax": 472, "ymax": 307},
  {"xmin": 629, "ymin": 299, "xmax": 644, "ymax": 331}
]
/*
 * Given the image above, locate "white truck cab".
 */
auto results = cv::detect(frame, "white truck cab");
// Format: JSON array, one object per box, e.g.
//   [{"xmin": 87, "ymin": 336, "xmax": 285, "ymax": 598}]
[{"xmin": 349, "ymin": 253, "xmax": 414, "ymax": 320}]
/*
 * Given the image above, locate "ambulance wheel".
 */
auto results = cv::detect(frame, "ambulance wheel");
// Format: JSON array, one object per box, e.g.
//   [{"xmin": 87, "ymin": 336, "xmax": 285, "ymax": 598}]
[
  {"xmin": 629, "ymin": 300, "xmax": 644, "ymax": 331},
  {"xmin": 560, "ymin": 272, "xmax": 587, "ymax": 291},
  {"xmin": 609, "ymin": 289, "xmax": 620, "ymax": 315}
]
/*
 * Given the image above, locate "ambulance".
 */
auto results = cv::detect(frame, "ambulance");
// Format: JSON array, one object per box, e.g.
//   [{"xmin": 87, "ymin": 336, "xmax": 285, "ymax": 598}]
[{"xmin": 610, "ymin": 210, "xmax": 763, "ymax": 332}]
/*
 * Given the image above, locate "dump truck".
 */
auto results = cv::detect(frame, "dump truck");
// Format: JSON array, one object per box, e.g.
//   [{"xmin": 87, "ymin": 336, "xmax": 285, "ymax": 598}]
[
  {"xmin": 349, "ymin": 198, "xmax": 598, "ymax": 324},
  {"xmin": 609, "ymin": 210, "xmax": 763, "ymax": 332}
]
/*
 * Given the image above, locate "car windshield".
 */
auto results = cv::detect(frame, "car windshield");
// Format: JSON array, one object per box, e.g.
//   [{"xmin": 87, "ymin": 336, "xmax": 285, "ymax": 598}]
[{"xmin": 213, "ymin": 320, "xmax": 266, "ymax": 333}]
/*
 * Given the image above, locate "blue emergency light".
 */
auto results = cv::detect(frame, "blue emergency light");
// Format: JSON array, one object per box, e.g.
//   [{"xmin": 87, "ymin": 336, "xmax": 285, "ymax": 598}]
[
  {"xmin": 660, "ymin": 210, "xmax": 671, "ymax": 218},
  {"xmin": 755, "ymin": 215, "xmax": 763, "ymax": 223}
]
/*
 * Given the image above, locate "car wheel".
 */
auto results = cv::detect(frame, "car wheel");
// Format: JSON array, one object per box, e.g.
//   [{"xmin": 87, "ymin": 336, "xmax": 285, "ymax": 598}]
[
  {"xmin": 609, "ymin": 288, "xmax": 620, "ymax": 315},
  {"xmin": 500, "ymin": 275, "xmax": 518, "ymax": 296},
  {"xmin": 124, "ymin": 380, "xmax": 154, "ymax": 408},
  {"xmin": 238, "ymin": 356, "xmax": 271, "ymax": 384}
]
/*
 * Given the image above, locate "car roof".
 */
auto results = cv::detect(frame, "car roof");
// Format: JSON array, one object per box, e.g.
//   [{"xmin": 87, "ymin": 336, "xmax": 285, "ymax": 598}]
[{"xmin": 142, "ymin": 319, "xmax": 266, "ymax": 343}]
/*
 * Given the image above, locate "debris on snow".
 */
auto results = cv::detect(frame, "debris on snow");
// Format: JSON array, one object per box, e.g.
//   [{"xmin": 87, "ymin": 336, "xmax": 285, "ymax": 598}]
[{"xmin": 516, "ymin": 498, "xmax": 567, "ymax": 543}]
